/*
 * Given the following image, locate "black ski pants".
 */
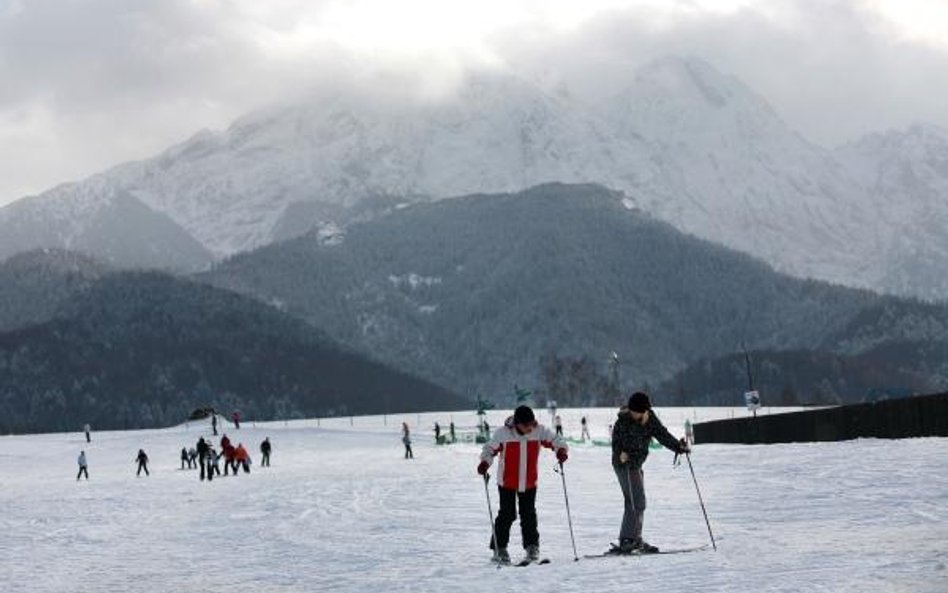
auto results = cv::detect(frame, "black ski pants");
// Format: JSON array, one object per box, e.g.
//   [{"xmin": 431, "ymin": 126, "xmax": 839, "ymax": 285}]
[
  {"xmin": 261, "ymin": 452, "xmax": 270, "ymax": 467},
  {"xmin": 137, "ymin": 461, "xmax": 149, "ymax": 476},
  {"xmin": 77, "ymin": 466, "xmax": 88, "ymax": 480},
  {"xmin": 491, "ymin": 486, "xmax": 538, "ymax": 550}
]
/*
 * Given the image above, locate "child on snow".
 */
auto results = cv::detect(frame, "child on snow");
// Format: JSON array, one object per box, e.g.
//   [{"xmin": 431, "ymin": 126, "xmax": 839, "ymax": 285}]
[
  {"xmin": 477, "ymin": 405, "xmax": 568, "ymax": 564},
  {"xmin": 234, "ymin": 443, "xmax": 251, "ymax": 473}
]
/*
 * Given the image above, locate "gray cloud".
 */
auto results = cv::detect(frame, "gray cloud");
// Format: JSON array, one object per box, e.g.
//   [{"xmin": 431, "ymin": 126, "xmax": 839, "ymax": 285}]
[
  {"xmin": 2, "ymin": 0, "xmax": 947, "ymax": 204},
  {"xmin": 499, "ymin": 0, "xmax": 948, "ymax": 146}
]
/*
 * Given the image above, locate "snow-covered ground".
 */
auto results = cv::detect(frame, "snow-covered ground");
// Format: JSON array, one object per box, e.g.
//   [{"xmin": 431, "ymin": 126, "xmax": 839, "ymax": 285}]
[{"xmin": 2, "ymin": 407, "xmax": 945, "ymax": 593}]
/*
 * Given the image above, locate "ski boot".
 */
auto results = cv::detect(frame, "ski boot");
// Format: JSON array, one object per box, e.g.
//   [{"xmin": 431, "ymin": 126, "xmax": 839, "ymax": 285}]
[
  {"xmin": 606, "ymin": 539, "xmax": 637, "ymax": 555},
  {"xmin": 494, "ymin": 547, "xmax": 511, "ymax": 564},
  {"xmin": 636, "ymin": 540, "xmax": 660, "ymax": 554},
  {"xmin": 525, "ymin": 545, "xmax": 540, "ymax": 562}
]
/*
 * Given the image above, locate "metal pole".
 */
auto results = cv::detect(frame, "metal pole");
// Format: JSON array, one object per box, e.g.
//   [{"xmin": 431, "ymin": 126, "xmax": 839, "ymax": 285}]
[
  {"xmin": 685, "ymin": 452, "xmax": 717, "ymax": 550},
  {"xmin": 558, "ymin": 462, "xmax": 579, "ymax": 561},
  {"xmin": 483, "ymin": 474, "xmax": 501, "ymax": 565}
]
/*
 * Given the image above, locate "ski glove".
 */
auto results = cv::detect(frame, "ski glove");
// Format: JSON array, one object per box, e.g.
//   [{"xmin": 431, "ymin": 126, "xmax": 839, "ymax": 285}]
[
  {"xmin": 556, "ymin": 449, "xmax": 568, "ymax": 463},
  {"xmin": 677, "ymin": 438, "xmax": 690, "ymax": 454},
  {"xmin": 477, "ymin": 461, "xmax": 490, "ymax": 475}
]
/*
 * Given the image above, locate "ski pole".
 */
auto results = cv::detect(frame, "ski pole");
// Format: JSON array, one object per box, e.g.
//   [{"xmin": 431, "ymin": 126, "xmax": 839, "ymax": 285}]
[
  {"xmin": 684, "ymin": 452, "xmax": 717, "ymax": 551},
  {"xmin": 557, "ymin": 462, "xmax": 579, "ymax": 561},
  {"xmin": 483, "ymin": 473, "xmax": 502, "ymax": 564}
]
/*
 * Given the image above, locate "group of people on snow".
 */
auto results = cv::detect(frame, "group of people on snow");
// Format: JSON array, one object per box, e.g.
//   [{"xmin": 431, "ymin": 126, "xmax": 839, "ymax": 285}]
[
  {"xmin": 76, "ymin": 393, "xmax": 689, "ymax": 565},
  {"xmin": 76, "ymin": 434, "xmax": 272, "ymax": 481},
  {"xmin": 477, "ymin": 392, "xmax": 690, "ymax": 563},
  {"xmin": 432, "ymin": 421, "xmax": 457, "ymax": 444},
  {"xmin": 187, "ymin": 434, "xmax": 269, "ymax": 481}
]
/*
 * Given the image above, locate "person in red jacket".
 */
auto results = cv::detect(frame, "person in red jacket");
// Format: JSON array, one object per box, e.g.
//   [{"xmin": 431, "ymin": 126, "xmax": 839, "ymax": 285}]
[
  {"xmin": 477, "ymin": 405, "xmax": 568, "ymax": 564},
  {"xmin": 234, "ymin": 443, "xmax": 251, "ymax": 474}
]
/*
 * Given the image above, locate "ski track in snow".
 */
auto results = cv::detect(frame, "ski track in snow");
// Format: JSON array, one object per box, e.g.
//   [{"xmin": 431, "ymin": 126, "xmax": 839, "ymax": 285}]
[{"xmin": 1, "ymin": 408, "xmax": 945, "ymax": 593}]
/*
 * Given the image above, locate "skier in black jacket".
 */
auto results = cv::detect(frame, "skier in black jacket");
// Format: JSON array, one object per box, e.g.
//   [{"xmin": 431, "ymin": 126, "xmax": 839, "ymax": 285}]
[
  {"xmin": 196, "ymin": 437, "xmax": 209, "ymax": 481},
  {"xmin": 610, "ymin": 392, "xmax": 688, "ymax": 554},
  {"xmin": 135, "ymin": 449, "xmax": 150, "ymax": 476}
]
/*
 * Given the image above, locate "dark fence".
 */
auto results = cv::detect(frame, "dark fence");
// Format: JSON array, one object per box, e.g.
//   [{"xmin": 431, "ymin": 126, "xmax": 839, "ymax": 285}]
[{"xmin": 694, "ymin": 392, "xmax": 948, "ymax": 444}]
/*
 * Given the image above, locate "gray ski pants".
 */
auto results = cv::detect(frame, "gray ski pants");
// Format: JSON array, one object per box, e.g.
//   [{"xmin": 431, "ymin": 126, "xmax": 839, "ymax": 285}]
[{"xmin": 614, "ymin": 464, "xmax": 646, "ymax": 542}]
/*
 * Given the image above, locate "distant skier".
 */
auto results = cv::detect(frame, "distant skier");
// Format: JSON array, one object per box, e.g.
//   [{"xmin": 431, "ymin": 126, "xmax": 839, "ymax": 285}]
[
  {"xmin": 449, "ymin": 422, "xmax": 456, "ymax": 443},
  {"xmin": 609, "ymin": 392, "xmax": 689, "ymax": 554},
  {"xmin": 211, "ymin": 413, "xmax": 218, "ymax": 436},
  {"xmin": 554, "ymin": 415, "xmax": 563, "ymax": 437},
  {"xmin": 222, "ymin": 443, "xmax": 236, "ymax": 475},
  {"xmin": 213, "ymin": 447, "xmax": 222, "ymax": 477},
  {"xmin": 260, "ymin": 437, "xmax": 272, "ymax": 467},
  {"xmin": 402, "ymin": 422, "xmax": 413, "ymax": 459},
  {"xmin": 232, "ymin": 411, "xmax": 241, "ymax": 430},
  {"xmin": 83, "ymin": 423, "xmax": 91, "ymax": 443},
  {"xmin": 477, "ymin": 405, "xmax": 568, "ymax": 564},
  {"xmin": 234, "ymin": 443, "xmax": 251, "ymax": 473},
  {"xmin": 434, "ymin": 422, "xmax": 441, "ymax": 444},
  {"xmin": 206, "ymin": 446, "xmax": 220, "ymax": 481},
  {"xmin": 187, "ymin": 447, "xmax": 198, "ymax": 469},
  {"xmin": 135, "ymin": 449, "xmax": 150, "ymax": 476},
  {"xmin": 77, "ymin": 451, "xmax": 89, "ymax": 480},
  {"xmin": 180, "ymin": 447, "xmax": 189, "ymax": 469},
  {"xmin": 196, "ymin": 437, "xmax": 209, "ymax": 481},
  {"xmin": 581, "ymin": 416, "xmax": 591, "ymax": 441}
]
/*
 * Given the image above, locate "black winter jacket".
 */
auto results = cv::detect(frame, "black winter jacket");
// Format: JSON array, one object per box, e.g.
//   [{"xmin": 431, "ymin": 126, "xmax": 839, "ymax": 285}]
[{"xmin": 611, "ymin": 408, "xmax": 682, "ymax": 468}]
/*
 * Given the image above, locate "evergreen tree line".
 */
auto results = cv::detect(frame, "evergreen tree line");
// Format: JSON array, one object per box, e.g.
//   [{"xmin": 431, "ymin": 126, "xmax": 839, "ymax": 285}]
[
  {"xmin": 0, "ymin": 272, "xmax": 466, "ymax": 434},
  {"xmin": 201, "ymin": 183, "xmax": 948, "ymax": 403}
]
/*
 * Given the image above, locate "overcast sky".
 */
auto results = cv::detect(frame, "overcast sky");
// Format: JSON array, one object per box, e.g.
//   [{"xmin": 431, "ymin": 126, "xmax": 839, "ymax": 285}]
[{"xmin": 2, "ymin": 0, "xmax": 947, "ymax": 206}]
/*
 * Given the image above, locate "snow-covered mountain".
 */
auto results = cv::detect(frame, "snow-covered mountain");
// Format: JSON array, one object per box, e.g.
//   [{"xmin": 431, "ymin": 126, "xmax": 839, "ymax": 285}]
[
  {"xmin": 2, "ymin": 57, "xmax": 946, "ymax": 298},
  {"xmin": 601, "ymin": 57, "xmax": 878, "ymax": 286},
  {"xmin": 834, "ymin": 124, "xmax": 948, "ymax": 298},
  {"xmin": 81, "ymin": 73, "xmax": 658, "ymax": 256},
  {"xmin": 0, "ymin": 181, "xmax": 213, "ymax": 271}
]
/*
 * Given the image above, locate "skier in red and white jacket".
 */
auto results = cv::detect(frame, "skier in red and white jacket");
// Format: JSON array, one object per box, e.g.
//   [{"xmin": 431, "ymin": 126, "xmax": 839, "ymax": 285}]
[{"xmin": 477, "ymin": 405, "xmax": 568, "ymax": 564}]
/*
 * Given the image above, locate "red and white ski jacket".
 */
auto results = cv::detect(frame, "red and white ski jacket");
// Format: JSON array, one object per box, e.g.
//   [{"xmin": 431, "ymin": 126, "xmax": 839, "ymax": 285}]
[{"xmin": 480, "ymin": 417, "xmax": 568, "ymax": 492}]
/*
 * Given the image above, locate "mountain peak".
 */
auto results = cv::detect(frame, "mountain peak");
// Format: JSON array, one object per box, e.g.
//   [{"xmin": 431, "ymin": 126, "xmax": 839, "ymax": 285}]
[
  {"xmin": 609, "ymin": 55, "xmax": 785, "ymax": 143},
  {"xmin": 634, "ymin": 56, "xmax": 739, "ymax": 109}
]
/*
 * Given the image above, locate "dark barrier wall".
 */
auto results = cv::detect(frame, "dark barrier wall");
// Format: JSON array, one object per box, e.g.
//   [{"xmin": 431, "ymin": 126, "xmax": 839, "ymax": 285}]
[{"xmin": 694, "ymin": 392, "xmax": 948, "ymax": 444}]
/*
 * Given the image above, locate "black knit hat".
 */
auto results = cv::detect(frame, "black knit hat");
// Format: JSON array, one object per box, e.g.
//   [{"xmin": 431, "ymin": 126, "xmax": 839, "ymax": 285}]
[
  {"xmin": 513, "ymin": 405, "xmax": 536, "ymax": 425},
  {"xmin": 628, "ymin": 391, "xmax": 651, "ymax": 413}
]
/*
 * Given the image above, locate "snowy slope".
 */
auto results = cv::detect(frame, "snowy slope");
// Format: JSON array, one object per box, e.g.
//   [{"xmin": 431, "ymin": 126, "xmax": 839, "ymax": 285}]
[{"xmin": 1, "ymin": 407, "xmax": 944, "ymax": 593}]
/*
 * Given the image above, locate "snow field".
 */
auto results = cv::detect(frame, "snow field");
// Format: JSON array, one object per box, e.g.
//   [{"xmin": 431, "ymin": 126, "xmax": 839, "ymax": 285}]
[{"xmin": 1, "ymin": 407, "xmax": 945, "ymax": 593}]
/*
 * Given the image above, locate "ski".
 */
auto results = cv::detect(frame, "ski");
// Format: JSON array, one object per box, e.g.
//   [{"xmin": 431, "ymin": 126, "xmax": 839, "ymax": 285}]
[
  {"xmin": 583, "ymin": 544, "xmax": 710, "ymax": 559},
  {"xmin": 490, "ymin": 558, "xmax": 511, "ymax": 568},
  {"xmin": 515, "ymin": 557, "xmax": 551, "ymax": 567}
]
